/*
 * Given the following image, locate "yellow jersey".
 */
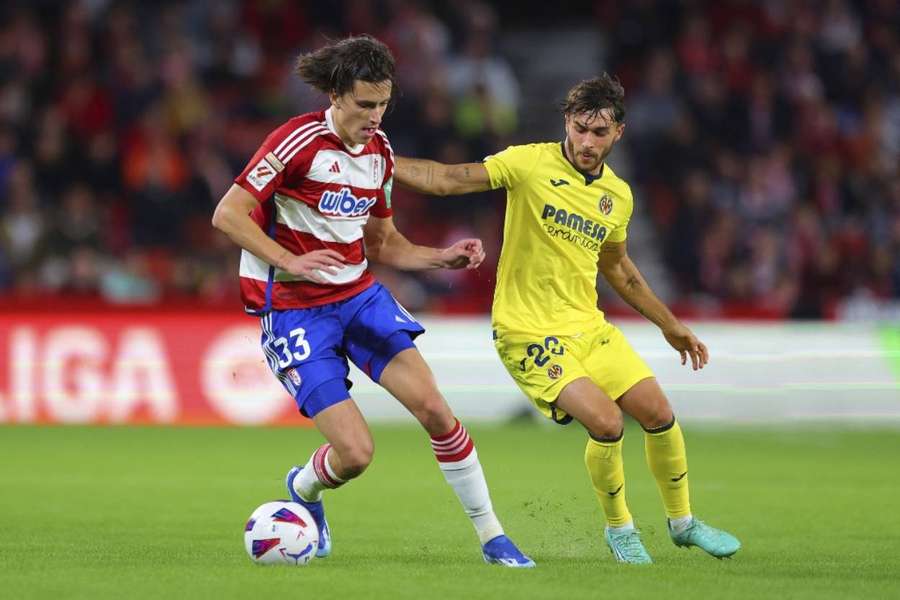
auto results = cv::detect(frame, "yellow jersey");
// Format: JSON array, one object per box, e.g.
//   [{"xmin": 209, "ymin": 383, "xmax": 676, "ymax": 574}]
[{"xmin": 484, "ymin": 142, "xmax": 634, "ymax": 335}]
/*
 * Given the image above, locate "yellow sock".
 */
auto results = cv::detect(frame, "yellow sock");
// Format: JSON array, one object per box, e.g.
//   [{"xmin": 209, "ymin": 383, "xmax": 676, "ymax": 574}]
[
  {"xmin": 644, "ymin": 419, "xmax": 691, "ymax": 519},
  {"xmin": 584, "ymin": 435, "xmax": 632, "ymax": 527}
]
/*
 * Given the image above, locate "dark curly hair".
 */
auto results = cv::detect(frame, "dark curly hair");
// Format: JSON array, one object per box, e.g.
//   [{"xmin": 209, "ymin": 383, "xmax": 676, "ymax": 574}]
[
  {"xmin": 295, "ymin": 35, "xmax": 396, "ymax": 97},
  {"xmin": 560, "ymin": 73, "xmax": 626, "ymax": 123}
]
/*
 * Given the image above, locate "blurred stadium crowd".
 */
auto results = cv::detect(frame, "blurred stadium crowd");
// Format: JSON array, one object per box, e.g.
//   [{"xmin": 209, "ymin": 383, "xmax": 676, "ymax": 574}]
[{"xmin": 0, "ymin": 1, "xmax": 897, "ymax": 318}]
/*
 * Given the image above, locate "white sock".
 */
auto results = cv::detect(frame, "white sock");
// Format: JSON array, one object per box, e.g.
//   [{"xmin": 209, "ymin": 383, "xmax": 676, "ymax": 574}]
[
  {"xmin": 607, "ymin": 522, "xmax": 635, "ymax": 534},
  {"xmin": 293, "ymin": 443, "xmax": 345, "ymax": 502},
  {"xmin": 432, "ymin": 422, "xmax": 505, "ymax": 544},
  {"xmin": 669, "ymin": 515, "xmax": 694, "ymax": 534}
]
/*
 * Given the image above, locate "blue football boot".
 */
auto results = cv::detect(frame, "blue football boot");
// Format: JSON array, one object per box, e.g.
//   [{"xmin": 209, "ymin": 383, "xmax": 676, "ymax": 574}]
[
  {"xmin": 482, "ymin": 534, "xmax": 536, "ymax": 568},
  {"xmin": 286, "ymin": 466, "xmax": 332, "ymax": 558}
]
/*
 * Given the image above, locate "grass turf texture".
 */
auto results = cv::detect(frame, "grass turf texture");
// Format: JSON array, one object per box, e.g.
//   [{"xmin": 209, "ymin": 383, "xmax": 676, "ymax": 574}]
[{"xmin": 2, "ymin": 423, "xmax": 899, "ymax": 599}]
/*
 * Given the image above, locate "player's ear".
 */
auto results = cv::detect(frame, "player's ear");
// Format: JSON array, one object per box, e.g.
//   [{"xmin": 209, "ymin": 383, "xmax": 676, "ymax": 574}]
[
  {"xmin": 330, "ymin": 91, "xmax": 341, "ymax": 109},
  {"xmin": 615, "ymin": 122, "xmax": 625, "ymax": 141}
]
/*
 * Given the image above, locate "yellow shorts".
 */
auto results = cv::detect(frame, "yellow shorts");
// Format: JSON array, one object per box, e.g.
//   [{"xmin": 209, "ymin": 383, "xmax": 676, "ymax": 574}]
[{"xmin": 493, "ymin": 321, "xmax": 654, "ymax": 424}]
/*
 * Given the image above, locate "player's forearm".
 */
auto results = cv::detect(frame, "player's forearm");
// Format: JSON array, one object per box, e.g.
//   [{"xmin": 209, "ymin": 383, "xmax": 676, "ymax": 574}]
[
  {"xmin": 394, "ymin": 157, "xmax": 452, "ymax": 195},
  {"xmin": 369, "ymin": 231, "xmax": 447, "ymax": 270},
  {"xmin": 212, "ymin": 200, "xmax": 291, "ymax": 269},
  {"xmin": 602, "ymin": 258, "xmax": 678, "ymax": 329}
]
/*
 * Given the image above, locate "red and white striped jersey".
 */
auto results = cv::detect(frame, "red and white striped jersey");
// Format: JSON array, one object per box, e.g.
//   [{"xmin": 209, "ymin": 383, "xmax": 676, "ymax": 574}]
[{"xmin": 234, "ymin": 108, "xmax": 395, "ymax": 313}]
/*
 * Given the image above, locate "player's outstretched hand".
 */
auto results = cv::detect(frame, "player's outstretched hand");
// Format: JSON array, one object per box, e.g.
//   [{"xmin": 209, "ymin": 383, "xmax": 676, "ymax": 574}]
[
  {"xmin": 662, "ymin": 323, "xmax": 709, "ymax": 371},
  {"xmin": 440, "ymin": 238, "xmax": 486, "ymax": 270},
  {"xmin": 278, "ymin": 249, "xmax": 346, "ymax": 283}
]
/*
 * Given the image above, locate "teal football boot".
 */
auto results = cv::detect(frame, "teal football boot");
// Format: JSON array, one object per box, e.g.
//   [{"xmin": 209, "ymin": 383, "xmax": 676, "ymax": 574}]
[
  {"xmin": 669, "ymin": 518, "xmax": 740, "ymax": 558},
  {"xmin": 604, "ymin": 526, "xmax": 653, "ymax": 564}
]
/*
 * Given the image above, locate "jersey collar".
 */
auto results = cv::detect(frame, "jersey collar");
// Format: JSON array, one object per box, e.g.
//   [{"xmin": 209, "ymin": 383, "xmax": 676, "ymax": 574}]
[
  {"xmin": 559, "ymin": 141, "xmax": 604, "ymax": 185},
  {"xmin": 325, "ymin": 107, "xmax": 366, "ymax": 154}
]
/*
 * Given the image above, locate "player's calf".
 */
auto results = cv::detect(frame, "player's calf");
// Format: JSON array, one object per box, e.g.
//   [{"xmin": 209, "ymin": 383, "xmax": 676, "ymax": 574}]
[{"xmin": 412, "ymin": 395, "xmax": 457, "ymax": 437}]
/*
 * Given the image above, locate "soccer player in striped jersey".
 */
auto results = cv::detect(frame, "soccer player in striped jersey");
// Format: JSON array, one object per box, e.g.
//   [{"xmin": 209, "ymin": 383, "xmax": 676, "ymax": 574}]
[
  {"xmin": 212, "ymin": 35, "xmax": 532, "ymax": 568},
  {"xmin": 393, "ymin": 74, "xmax": 740, "ymax": 564}
]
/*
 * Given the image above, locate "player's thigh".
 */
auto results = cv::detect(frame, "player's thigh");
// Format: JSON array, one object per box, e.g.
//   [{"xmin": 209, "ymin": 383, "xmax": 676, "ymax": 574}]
[
  {"xmin": 378, "ymin": 347, "xmax": 455, "ymax": 435},
  {"xmin": 617, "ymin": 377, "xmax": 673, "ymax": 430},
  {"xmin": 584, "ymin": 324, "xmax": 656, "ymax": 402},
  {"xmin": 342, "ymin": 283, "xmax": 425, "ymax": 382},
  {"xmin": 493, "ymin": 331, "xmax": 589, "ymax": 425},
  {"xmin": 555, "ymin": 377, "xmax": 623, "ymax": 439}
]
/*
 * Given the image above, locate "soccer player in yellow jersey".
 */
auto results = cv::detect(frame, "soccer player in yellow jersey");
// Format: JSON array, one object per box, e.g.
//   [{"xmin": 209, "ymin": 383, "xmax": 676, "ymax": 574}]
[{"xmin": 393, "ymin": 74, "xmax": 740, "ymax": 564}]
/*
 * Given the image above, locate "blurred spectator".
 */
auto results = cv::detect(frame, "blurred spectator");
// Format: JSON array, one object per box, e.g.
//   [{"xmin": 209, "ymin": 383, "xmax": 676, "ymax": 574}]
[
  {"xmin": 100, "ymin": 249, "xmax": 161, "ymax": 303},
  {"xmin": 0, "ymin": 0, "xmax": 895, "ymax": 319},
  {"xmin": 1, "ymin": 162, "xmax": 47, "ymax": 275},
  {"xmin": 602, "ymin": 0, "xmax": 899, "ymax": 318}
]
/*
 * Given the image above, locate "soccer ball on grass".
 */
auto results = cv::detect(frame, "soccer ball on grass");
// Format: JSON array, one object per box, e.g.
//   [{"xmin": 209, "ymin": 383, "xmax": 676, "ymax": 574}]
[{"xmin": 244, "ymin": 501, "xmax": 319, "ymax": 565}]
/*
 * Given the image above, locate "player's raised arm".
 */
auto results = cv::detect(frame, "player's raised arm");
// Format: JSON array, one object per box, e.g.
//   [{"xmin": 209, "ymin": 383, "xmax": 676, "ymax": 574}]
[
  {"xmin": 394, "ymin": 156, "xmax": 493, "ymax": 196},
  {"xmin": 597, "ymin": 240, "xmax": 708, "ymax": 370}
]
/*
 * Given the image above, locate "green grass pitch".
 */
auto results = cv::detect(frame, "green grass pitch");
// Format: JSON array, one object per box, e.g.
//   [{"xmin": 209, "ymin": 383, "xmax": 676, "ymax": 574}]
[{"xmin": 2, "ymin": 422, "xmax": 899, "ymax": 599}]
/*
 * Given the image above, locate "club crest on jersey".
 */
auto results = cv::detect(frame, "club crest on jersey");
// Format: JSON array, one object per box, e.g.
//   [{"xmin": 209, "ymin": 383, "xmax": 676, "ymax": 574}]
[
  {"xmin": 318, "ymin": 186, "xmax": 377, "ymax": 217},
  {"xmin": 547, "ymin": 364, "xmax": 563, "ymax": 379},
  {"xmin": 287, "ymin": 368, "xmax": 302, "ymax": 387},
  {"xmin": 599, "ymin": 194, "xmax": 613, "ymax": 215}
]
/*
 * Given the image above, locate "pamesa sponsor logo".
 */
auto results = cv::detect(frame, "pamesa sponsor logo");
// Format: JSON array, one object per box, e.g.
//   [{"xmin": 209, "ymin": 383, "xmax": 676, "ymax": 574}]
[{"xmin": 541, "ymin": 203, "xmax": 607, "ymax": 244}]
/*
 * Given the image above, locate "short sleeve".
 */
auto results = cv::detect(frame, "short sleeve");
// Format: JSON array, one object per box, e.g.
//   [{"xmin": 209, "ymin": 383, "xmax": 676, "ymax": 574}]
[
  {"xmin": 234, "ymin": 121, "xmax": 310, "ymax": 202},
  {"xmin": 369, "ymin": 182, "xmax": 393, "ymax": 218},
  {"xmin": 606, "ymin": 192, "xmax": 633, "ymax": 243},
  {"xmin": 483, "ymin": 144, "xmax": 540, "ymax": 191}
]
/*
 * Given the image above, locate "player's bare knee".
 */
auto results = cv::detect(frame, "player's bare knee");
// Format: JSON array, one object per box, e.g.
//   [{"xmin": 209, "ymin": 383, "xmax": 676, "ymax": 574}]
[
  {"xmin": 587, "ymin": 407, "xmax": 623, "ymax": 439},
  {"xmin": 335, "ymin": 441, "xmax": 374, "ymax": 479},
  {"xmin": 640, "ymin": 405, "xmax": 674, "ymax": 430}
]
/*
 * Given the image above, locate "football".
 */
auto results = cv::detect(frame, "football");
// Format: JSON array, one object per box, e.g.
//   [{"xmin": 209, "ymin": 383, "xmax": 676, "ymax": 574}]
[{"xmin": 244, "ymin": 501, "xmax": 319, "ymax": 566}]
